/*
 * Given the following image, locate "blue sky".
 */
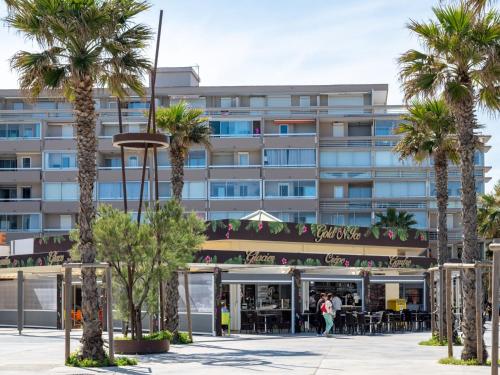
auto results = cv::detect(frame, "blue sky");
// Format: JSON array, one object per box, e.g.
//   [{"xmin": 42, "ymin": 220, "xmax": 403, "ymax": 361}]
[{"xmin": 0, "ymin": 0, "xmax": 498, "ymax": 191}]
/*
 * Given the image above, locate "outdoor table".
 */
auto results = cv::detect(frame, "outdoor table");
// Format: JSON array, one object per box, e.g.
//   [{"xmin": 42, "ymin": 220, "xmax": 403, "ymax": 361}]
[{"xmin": 257, "ymin": 312, "xmax": 280, "ymax": 333}]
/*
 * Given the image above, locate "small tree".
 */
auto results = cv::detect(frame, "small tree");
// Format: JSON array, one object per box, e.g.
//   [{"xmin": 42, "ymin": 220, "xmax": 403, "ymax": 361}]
[{"xmin": 73, "ymin": 201, "xmax": 206, "ymax": 340}]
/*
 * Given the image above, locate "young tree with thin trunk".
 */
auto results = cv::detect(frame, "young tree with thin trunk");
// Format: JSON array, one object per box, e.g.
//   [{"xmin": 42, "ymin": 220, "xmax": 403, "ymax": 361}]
[
  {"xmin": 5, "ymin": 0, "xmax": 152, "ymax": 360},
  {"xmin": 156, "ymin": 101, "xmax": 210, "ymax": 333},
  {"xmin": 398, "ymin": 4, "xmax": 499, "ymax": 361}
]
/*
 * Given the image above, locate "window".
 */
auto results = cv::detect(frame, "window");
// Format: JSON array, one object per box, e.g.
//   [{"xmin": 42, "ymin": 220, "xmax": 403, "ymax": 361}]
[
  {"xmin": 265, "ymin": 181, "xmax": 316, "ymax": 198},
  {"xmin": 332, "ymin": 123, "xmax": 344, "ymax": 137},
  {"xmin": 210, "ymin": 181, "xmax": 260, "ymax": 199},
  {"xmin": 45, "ymin": 152, "xmax": 77, "ymax": 169},
  {"xmin": 0, "ymin": 187, "xmax": 17, "ymax": 201},
  {"xmin": 0, "ymin": 123, "xmax": 40, "ymax": 139},
  {"xmin": 210, "ymin": 121, "xmax": 253, "ymax": 137},
  {"xmin": 447, "ymin": 214, "xmax": 454, "ymax": 230},
  {"xmin": 279, "ymin": 124, "xmax": 289, "ymax": 134},
  {"xmin": 334, "ymin": 185, "xmax": 344, "ymax": 199},
  {"xmin": 374, "ymin": 119, "xmax": 400, "ymax": 136},
  {"xmin": 60, "ymin": 215, "xmax": 72, "ymax": 230},
  {"xmin": 186, "ymin": 150, "xmax": 206, "ymax": 167},
  {"xmin": 22, "ymin": 187, "xmax": 31, "ymax": 199},
  {"xmin": 104, "ymin": 158, "xmax": 121, "ymax": 168},
  {"xmin": 348, "ymin": 185, "xmax": 372, "ymax": 198},
  {"xmin": 44, "ymin": 183, "xmax": 79, "ymax": 200},
  {"xmin": 22, "ymin": 157, "xmax": 31, "ymax": 169},
  {"xmin": 279, "ymin": 183, "xmax": 289, "ymax": 197},
  {"xmin": 270, "ymin": 211, "xmax": 316, "ymax": 224},
  {"xmin": 0, "ymin": 214, "xmax": 40, "ymax": 231},
  {"xmin": 183, "ymin": 181, "xmax": 206, "ymax": 199},
  {"xmin": 328, "ymin": 95, "xmax": 364, "ymax": 114},
  {"xmin": 61, "ymin": 124, "xmax": 73, "ymax": 138},
  {"xmin": 299, "ymin": 96, "xmax": 311, "ymax": 107},
  {"xmin": 264, "ymin": 149, "xmax": 316, "ymax": 167},
  {"xmin": 374, "ymin": 151, "xmax": 419, "ymax": 167},
  {"xmin": 348, "ymin": 123, "xmax": 371, "ymax": 137},
  {"xmin": 320, "ymin": 151, "xmax": 371, "ymax": 167},
  {"xmin": 220, "ymin": 97, "xmax": 235, "ymax": 108},
  {"xmin": 374, "ymin": 182, "xmax": 426, "ymax": 198},
  {"xmin": 158, "ymin": 182, "xmax": 171, "ymax": 199},
  {"xmin": 321, "ymin": 213, "xmax": 346, "ymax": 225},
  {"xmin": 0, "ymin": 159, "xmax": 17, "ymax": 170},
  {"xmin": 128, "ymin": 155, "xmax": 139, "ymax": 167},
  {"xmin": 157, "ymin": 151, "xmax": 171, "ymax": 167},
  {"xmin": 99, "ymin": 182, "xmax": 148, "ymax": 200},
  {"xmin": 348, "ymin": 213, "xmax": 371, "ymax": 227},
  {"xmin": 238, "ymin": 152, "xmax": 249, "ymax": 166}
]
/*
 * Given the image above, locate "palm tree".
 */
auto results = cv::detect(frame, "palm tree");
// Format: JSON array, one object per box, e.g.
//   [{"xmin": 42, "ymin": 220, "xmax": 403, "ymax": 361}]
[
  {"xmin": 394, "ymin": 99, "xmax": 458, "ymax": 265},
  {"xmin": 5, "ymin": 0, "xmax": 152, "ymax": 361},
  {"xmin": 394, "ymin": 99, "xmax": 458, "ymax": 342},
  {"xmin": 398, "ymin": 5, "xmax": 499, "ymax": 360},
  {"xmin": 374, "ymin": 208, "xmax": 417, "ymax": 229},
  {"xmin": 156, "ymin": 101, "xmax": 210, "ymax": 333},
  {"xmin": 478, "ymin": 181, "xmax": 500, "ymax": 240}
]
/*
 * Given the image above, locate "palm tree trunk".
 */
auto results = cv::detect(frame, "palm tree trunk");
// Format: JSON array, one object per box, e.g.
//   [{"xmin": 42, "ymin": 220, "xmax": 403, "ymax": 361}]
[
  {"xmin": 164, "ymin": 148, "xmax": 184, "ymax": 333},
  {"xmin": 435, "ymin": 151, "xmax": 450, "ymax": 338},
  {"xmin": 449, "ymin": 88, "xmax": 484, "ymax": 361},
  {"xmin": 74, "ymin": 75, "xmax": 105, "ymax": 360}
]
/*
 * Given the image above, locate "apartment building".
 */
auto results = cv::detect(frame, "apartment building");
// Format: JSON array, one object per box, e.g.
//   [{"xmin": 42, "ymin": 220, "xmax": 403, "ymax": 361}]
[{"xmin": 0, "ymin": 67, "xmax": 490, "ymax": 257}]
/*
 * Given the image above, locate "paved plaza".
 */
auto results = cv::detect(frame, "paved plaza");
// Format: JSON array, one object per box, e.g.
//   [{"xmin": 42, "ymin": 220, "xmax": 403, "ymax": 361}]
[{"xmin": 0, "ymin": 326, "xmax": 496, "ymax": 374}]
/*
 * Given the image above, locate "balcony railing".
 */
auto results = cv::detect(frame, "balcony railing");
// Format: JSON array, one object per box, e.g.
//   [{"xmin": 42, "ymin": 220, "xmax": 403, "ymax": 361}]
[
  {"xmin": 209, "ymin": 164, "xmax": 261, "ymax": 168},
  {"xmin": 319, "ymin": 198, "xmax": 429, "ymax": 210}
]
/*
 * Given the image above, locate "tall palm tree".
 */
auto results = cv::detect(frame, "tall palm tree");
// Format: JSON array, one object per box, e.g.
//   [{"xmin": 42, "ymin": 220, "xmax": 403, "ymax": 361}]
[
  {"xmin": 156, "ymin": 101, "xmax": 210, "ymax": 333},
  {"xmin": 394, "ymin": 99, "xmax": 458, "ymax": 341},
  {"xmin": 5, "ymin": 0, "xmax": 152, "ymax": 361},
  {"xmin": 394, "ymin": 99, "xmax": 458, "ymax": 265},
  {"xmin": 398, "ymin": 5, "xmax": 499, "ymax": 360}
]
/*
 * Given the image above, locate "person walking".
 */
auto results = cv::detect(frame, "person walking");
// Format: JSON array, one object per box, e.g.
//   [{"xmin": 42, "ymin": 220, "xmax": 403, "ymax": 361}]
[
  {"xmin": 316, "ymin": 293, "xmax": 326, "ymax": 336},
  {"xmin": 322, "ymin": 293, "xmax": 334, "ymax": 337}
]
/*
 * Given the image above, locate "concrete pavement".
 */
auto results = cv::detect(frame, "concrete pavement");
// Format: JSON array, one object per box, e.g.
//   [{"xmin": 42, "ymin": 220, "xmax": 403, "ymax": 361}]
[{"xmin": 0, "ymin": 326, "xmax": 495, "ymax": 374}]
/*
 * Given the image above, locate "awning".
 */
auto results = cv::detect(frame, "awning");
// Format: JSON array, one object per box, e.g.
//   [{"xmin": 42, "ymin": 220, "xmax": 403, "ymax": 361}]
[
  {"xmin": 301, "ymin": 274, "xmax": 363, "ymax": 282},
  {"xmin": 273, "ymin": 119, "xmax": 315, "ymax": 125},
  {"xmin": 222, "ymin": 273, "xmax": 292, "ymax": 284},
  {"xmin": 369, "ymin": 275, "xmax": 426, "ymax": 283}
]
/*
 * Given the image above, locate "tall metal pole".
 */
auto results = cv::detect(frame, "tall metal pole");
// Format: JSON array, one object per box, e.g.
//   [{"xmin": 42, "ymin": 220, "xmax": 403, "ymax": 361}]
[
  {"xmin": 439, "ymin": 266, "xmax": 445, "ymax": 342},
  {"xmin": 490, "ymin": 243, "xmax": 500, "ymax": 375},
  {"xmin": 446, "ymin": 268, "xmax": 453, "ymax": 358},
  {"xmin": 117, "ymin": 99, "xmax": 128, "ymax": 213},
  {"xmin": 137, "ymin": 9, "xmax": 163, "ymax": 224},
  {"xmin": 17, "ymin": 271, "xmax": 23, "ymax": 335},
  {"xmin": 430, "ymin": 270, "xmax": 436, "ymax": 334},
  {"xmin": 184, "ymin": 270, "xmax": 193, "ymax": 342}
]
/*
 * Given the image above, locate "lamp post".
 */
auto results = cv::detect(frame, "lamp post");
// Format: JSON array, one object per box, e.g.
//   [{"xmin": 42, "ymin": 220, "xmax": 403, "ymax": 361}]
[{"xmin": 490, "ymin": 242, "xmax": 500, "ymax": 375}]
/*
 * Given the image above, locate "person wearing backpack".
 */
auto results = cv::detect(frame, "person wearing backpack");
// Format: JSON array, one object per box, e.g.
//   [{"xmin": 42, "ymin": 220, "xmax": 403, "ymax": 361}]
[
  {"xmin": 315, "ymin": 293, "xmax": 326, "ymax": 336},
  {"xmin": 322, "ymin": 293, "xmax": 334, "ymax": 337}
]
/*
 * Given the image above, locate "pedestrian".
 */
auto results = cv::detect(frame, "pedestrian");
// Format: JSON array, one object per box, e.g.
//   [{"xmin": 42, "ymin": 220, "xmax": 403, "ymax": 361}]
[
  {"xmin": 332, "ymin": 294, "xmax": 342, "ymax": 315},
  {"xmin": 316, "ymin": 292, "xmax": 326, "ymax": 336},
  {"xmin": 322, "ymin": 293, "xmax": 334, "ymax": 337}
]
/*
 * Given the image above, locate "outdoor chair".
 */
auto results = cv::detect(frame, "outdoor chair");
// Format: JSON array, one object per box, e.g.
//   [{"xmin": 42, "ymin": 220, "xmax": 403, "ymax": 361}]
[{"xmin": 345, "ymin": 312, "xmax": 356, "ymax": 335}]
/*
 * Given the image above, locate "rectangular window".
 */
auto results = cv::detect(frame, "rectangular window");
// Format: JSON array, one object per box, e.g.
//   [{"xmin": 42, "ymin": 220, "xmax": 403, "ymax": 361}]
[
  {"xmin": 374, "ymin": 151, "xmax": 419, "ymax": 167},
  {"xmin": 264, "ymin": 149, "xmax": 316, "ymax": 167},
  {"xmin": 104, "ymin": 158, "xmax": 121, "ymax": 168},
  {"xmin": 299, "ymin": 96, "xmax": 311, "ymax": 107},
  {"xmin": 210, "ymin": 120, "xmax": 253, "ymax": 137},
  {"xmin": 98, "ymin": 182, "xmax": 148, "ymax": 200},
  {"xmin": 320, "ymin": 151, "xmax": 371, "ymax": 167},
  {"xmin": 279, "ymin": 124, "xmax": 289, "ymax": 134},
  {"xmin": 44, "ymin": 183, "xmax": 79, "ymax": 200},
  {"xmin": 348, "ymin": 213, "xmax": 371, "ymax": 227},
  {"xmin": 158, "ymin": 182, "xmax": 171, "ymax": 199},
  {"xmin": 265, "ymin": 181, "xmax": 316, "ymax": 198},
  {"xmin": 210, "ymin": 181, "xmax": 260, "ymax": 199},
  {"xmin": 328, "ymin": 95, "xmax": 364, "ymax": 114},
  {"xmin": 321, "ymin": 213, "xmax": 346, "ymax": 226},
  {"xmin": 0, "ymin": 123, "xmax": 40, "ymax": 139},
  {"xmin": 332, "ymin": 123, "xmax": 344, "ymax": 137},
  {"xmin": 0, "ymin": 159, "xmax": 17, "ymax": 170},
  {"xmin": 22, "ymin": 157, "xmax": 31, "ymax": 169},
  {"xmin": 183, "ymin": 181, "xmax": 206, "ymax": 199},
  {"xmin": 374, "ymin": 182, "xmax": 426, "ymax": 198},
  {"xmin": 128, "ymin": 155, "xmax": 139, "ymax": 167},
  {"xmin": 209, "ymin": 211, "xmax": 252, "ymax": 220},
  {"xmin": 374, "ymin": 119, "xmax": 400, "ymax": 136},
  {"xmin": 334, "ymin": 185, "xmax": 344, "ymax": 199},
  {"xmin": 45, "ymin": 152, "xmax": 77, "ymax": 169},
  {"xmin": 348, "ymin": 185, "xmax": 372, "ymax": 198},
  {"xmin": 270, "ymin": 211, "xmax": 316, "ymax": 224},
  {"xmin": 61, "ymin": 124, "xmax": 73, "ymax": 138},
  {"xmin": 22, "ymin": 187, "xmax": 31, "ymax": 199},
  {"xmin": 186, "ymin": 150, "xmax": 206, "ymax": 167},
  {"xmin": 60, "ymin": 215, "xmax": 72, "ymax": 230},
  {"xmin": 220, "ymin": 97, "xmax": 235, "ymax": 108},
  {"xmin": 238, "ymin": 152, "xmax": 249, "ymax": 166}
]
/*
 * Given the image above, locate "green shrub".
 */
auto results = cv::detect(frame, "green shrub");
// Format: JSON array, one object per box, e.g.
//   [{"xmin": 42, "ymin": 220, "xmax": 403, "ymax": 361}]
[
  {"xmin": 177, "ymin": 331, "xmax": 193, "ymax": 344},
  {"xmin": 142, "ymin": 330, "xmax": 173, "ymax": 342},
  {"xmin": 438, "ymin": 357, "xmax": 499, "ymax": 366},
  {"xmin": 419, "ymin": 333, "xmax": 462, "ymax": 346},
  {"xmin": 66, "ymin": 352, "xmax": 137, "ymax": 367}
]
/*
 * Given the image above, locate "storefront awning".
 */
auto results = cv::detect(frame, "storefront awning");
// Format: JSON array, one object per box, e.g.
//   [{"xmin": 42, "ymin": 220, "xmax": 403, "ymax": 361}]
[
  {"xmin": 301, "ymin": 273, "xmax": 362, "ymax": 282},
  {"xmin": 222, "ymin": 273, "xmax": 292, "ymax": 284},
  {"xmin": 369, "ymin": 275, "xmax": 426, "ymax": 283}
]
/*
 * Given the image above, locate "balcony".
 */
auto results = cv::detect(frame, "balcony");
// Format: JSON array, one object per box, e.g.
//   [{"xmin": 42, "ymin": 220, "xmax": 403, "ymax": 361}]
[
  {"xmin": 319, "ymin": 199, "xmax": 372, "ymax": 211},
  {"xmin": 209, "ymin": 135, "xmax": 262, "ymax": 151},
  {"xmin": 209, "ymin": 165, "xmax": 261, "ymax": 179},
  {"xmin": 97, "ymin": 166, "xmax": 149, "ymax": 181},
  {"xmin": 0, "ymin": 168, "xmax": 41, "ymax": 183},
  {"xmin": 263, "ymin": 134, "xmax": 316, "ymax": 148},
  {"xmin": 0, "ymin": 138, "xmax": 41, "ymax": 152},
  {"xmin": 42, "ymin": 201, "xmax": 79, "ymax": 213},
  {"xmin": 319, "ymin": 137, "xmax": 372, "ymax": 148},
  {"xmin": 0, "ymin": 199, "xmax": 41, "ymax": 212}
]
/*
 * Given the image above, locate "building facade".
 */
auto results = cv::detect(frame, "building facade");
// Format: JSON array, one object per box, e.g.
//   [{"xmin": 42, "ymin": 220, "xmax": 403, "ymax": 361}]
[{"xmin": 0, "ymin": 66, "xmax": 490, "ymax": 258}]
